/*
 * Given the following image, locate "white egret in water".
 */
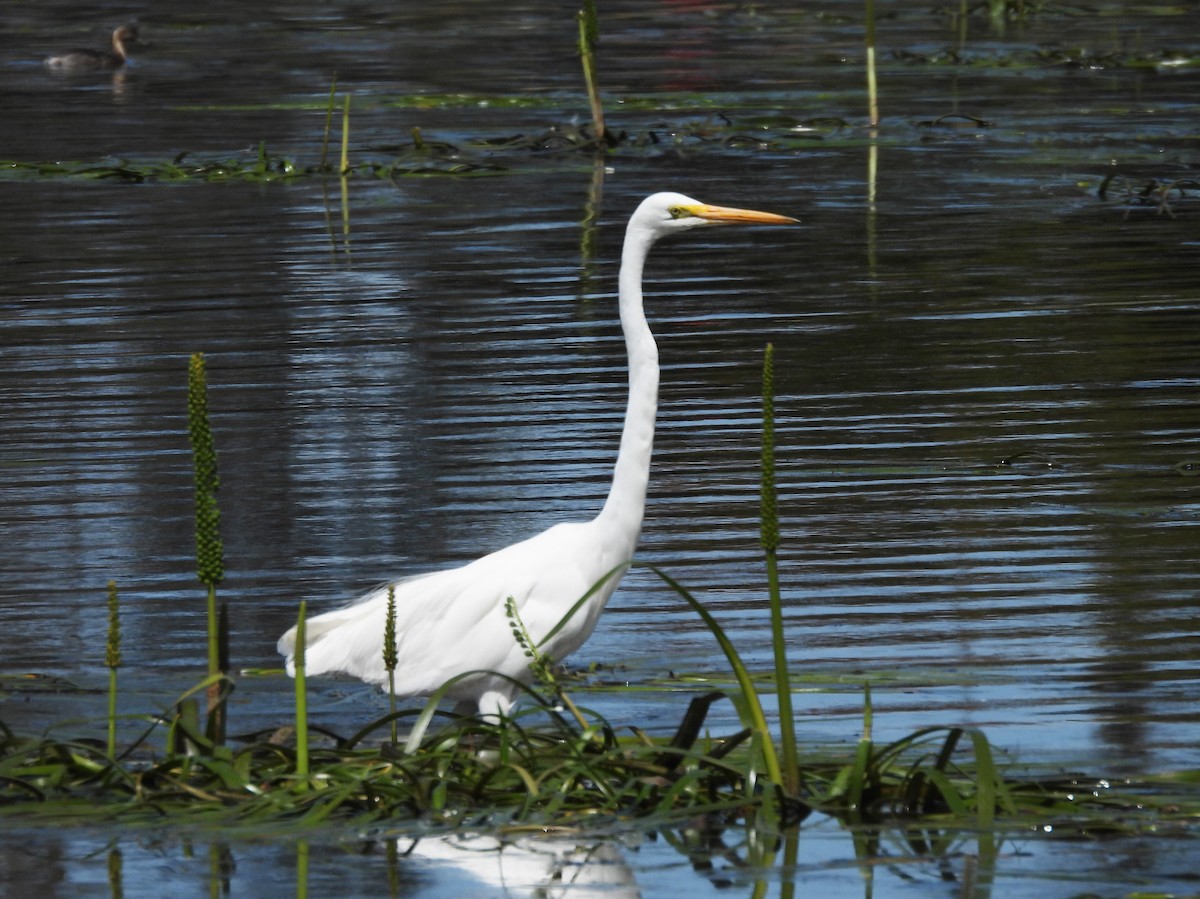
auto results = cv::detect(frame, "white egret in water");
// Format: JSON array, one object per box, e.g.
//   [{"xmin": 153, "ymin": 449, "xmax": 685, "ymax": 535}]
[{"xmin": 277, "ymin": 192, "xmax": 797, "ymax": 718}]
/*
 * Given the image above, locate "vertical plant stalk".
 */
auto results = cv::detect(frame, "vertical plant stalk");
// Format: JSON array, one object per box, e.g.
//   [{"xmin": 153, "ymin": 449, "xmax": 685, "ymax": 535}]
[
  {"xmin": 339, "ymin": 94, "xmax": 352, "ymax": 175},
  {"xmin": 207, "ymin": 603, "xmax": 231, "ymax": 746},
  {"xmin": 864, "ymin": 0, "xmax": 879, "ymax": 128},
  {"xmin": 107, "ymin": 848, "xmax": 124, "ymax": 899},
  {"xmin": 187, "ymin": 352, "xmax": 226, "ymax": 742},
  {"xmin": 781, "ymin": 829, "xmax": 799, "ymax": 899},
  {"xmin": 864, "ymin": 0, "xmax": 880, "ymax": 283},
  {"xmin": 338, "ymin": 94, "xmax": 353, "ymax": 254},
  {"xmin": 208, "ymin": 844, "xmax": 227, "ymax": 899},
  {"xmin": 105, "ymin": 580, "xmax": 121, "ymax": 758},
  {"xmin": 761, "ymin": 344, "xmax": 801, "ymax": 796},
  {"xmin": 383, "ymin": 584, "xmax": 399, "ymax": 744},
  {"xmin": 320, "ymin": 75, "xmax": 338, "ymax": 170},
  {"xmin": 577, "ymin": 154, "xmax": 605, "ymax": 300},
  {"xmin": 386, "ymin": 840, "xmax": 400, "ymax": 896},
  {"xmin": 294, "ymin": 600, "xmax": 310, "ymax": 779},
  {"xmin": 339, "ymin": 173, "xmax": 352, "ymax": 253},
  {"xmin": 296, "ymin": 841, "xmax": 310, "ymax": 899},
  {"xmin": 577, "ymin": 0, "xmax": 605, "ymax": 145},
  {"xmin": 866, "ymin": 140, "xmax": 878, "ymax": 275}
]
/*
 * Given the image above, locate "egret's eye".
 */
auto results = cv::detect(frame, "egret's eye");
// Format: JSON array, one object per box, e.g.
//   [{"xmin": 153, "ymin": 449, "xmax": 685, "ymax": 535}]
[{"xmin": 668, "ymin": 205, "xmax": 692, "ymax": 220}]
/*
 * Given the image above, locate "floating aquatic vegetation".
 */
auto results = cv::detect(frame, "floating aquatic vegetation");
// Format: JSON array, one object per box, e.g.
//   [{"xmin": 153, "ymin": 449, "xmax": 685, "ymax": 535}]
[
  {"xmin": 0, "ymin": 111, "xmax": 838, "ymax": 186},
  {"xmin": 2, "ymin": 354, "xmax": 1198, "ymax": 843}
]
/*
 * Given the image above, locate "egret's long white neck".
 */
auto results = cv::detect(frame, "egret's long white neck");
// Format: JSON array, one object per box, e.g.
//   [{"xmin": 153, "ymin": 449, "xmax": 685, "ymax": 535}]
[{"xmin": 596, "ymin": 222, "xmax": 659, "ymax": 556}]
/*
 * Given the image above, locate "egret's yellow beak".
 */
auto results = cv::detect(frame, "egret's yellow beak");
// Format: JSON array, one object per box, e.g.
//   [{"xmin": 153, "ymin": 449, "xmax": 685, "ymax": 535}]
[{"xmin": 689, "ymin": 203, "xmax": 799, "ymax": 225}]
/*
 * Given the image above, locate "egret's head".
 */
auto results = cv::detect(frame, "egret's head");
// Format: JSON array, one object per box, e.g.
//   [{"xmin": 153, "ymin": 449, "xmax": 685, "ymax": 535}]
[{"xmin": 632, "ymin": 191, "xmax": 798, "ymax": 241}]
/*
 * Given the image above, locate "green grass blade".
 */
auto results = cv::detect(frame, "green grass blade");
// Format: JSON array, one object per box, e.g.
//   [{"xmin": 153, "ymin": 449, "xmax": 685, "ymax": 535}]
[
  {"xmin": 966, "ymin": 726, "xmax": 1015, "ymax": 825},
  {"xmin": 645, "ymin": 565, "xmax": 783, "ymax": 787},
  {"xmin": 921, "ymin": 767, "xmax": 971, "ymax": 817},
  {"xmin": 339, "ymin": 95, "xmax": 351, "ymax": 174}
]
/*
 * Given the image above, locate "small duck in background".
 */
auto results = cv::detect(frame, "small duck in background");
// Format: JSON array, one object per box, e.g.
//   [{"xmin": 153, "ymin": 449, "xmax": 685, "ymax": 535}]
[{"xmin": 45, "ymin": 24, "xmax": 139, "ymax": 71}]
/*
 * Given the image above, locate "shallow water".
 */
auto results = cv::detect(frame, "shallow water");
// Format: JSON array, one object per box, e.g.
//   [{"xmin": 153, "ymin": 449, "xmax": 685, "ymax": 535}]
[
  {"xmin": 2, "ymin": 819, "xmax": 1199, "ymax": 899},
  {"xmin": 2, "ymin": 1, "xmax": 1198, "ymax": 896}
]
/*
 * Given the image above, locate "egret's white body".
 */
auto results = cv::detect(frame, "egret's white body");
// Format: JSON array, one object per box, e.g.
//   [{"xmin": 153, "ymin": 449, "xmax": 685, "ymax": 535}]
[{"xmin": 277, "ymin": 192, "xmax": 796, "ymax": 718}]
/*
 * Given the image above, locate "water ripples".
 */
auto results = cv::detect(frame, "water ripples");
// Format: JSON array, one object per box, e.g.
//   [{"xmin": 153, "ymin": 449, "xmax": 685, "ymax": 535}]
[{"xmin": 1, "ymin": 9, "xmax": 1197, "ymax": 793}]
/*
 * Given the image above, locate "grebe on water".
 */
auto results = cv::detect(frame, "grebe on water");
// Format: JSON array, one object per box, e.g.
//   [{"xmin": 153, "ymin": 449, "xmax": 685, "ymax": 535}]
[{"xmin": 45, "ymin": 24, "xmax": 139, "ymax": 71}]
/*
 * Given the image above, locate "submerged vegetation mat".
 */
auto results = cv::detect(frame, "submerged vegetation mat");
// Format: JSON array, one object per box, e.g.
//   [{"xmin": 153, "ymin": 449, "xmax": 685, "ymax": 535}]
[
  {"xmin": 6, "ymin": 0, "xmax": 1197, "ymax": 209},
  {"xmin": 3, "ymin": 101, "xmax": 1194, "ymax": 226},
  {"xmin": 3, "ymin": 108, "xmax": 1195, "ymax": 225},
  {"xmin": 0, "ymin": 108, "xmax": 849, "ymax": 185},
  {"xmin": 4, "ymin": 678, "xmax": 1199, "ymax": 841}
]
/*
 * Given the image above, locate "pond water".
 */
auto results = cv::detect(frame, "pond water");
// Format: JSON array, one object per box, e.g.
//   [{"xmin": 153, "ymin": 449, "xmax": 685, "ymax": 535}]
[{"xmin": 2, "ymin": 1, "xmax": 1198, "ymax": 896}]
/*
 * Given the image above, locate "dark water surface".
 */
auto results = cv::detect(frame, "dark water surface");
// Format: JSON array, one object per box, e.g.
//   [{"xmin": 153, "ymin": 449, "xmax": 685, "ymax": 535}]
[{"xmin": 2, "ymin": 1, "xmax": 1199, "ymax": 896}]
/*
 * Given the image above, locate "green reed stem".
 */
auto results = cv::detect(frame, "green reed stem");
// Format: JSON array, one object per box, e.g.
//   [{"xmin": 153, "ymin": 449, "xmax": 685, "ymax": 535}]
[
  {"xmin": 320, "ymin": 75, "xmax": 337, "ymax": 170},
  {"xmin": 762, "ymin": 344, "xmax": 801, "ymax": 796},
  {"xmin": 205, "ymin": 585, "xmax": 218, "ymax": 677},
  {"xmin": 208, "ymin": 844, "xmax": 226, "ymax": 899},
  {"xmin": 781, "ymin": 829, "xmax": 799, "ymax": 899},
  {"xmin": 339, "ymin": 95, "xmax": 351, "ymax": 174},
  {"xmin": 108, "ymin": 848, "xmax": 123, "ymax": 899},
  {"xmin": 577, "ymin": 0, "xmax": 605, "ymax": 144},
  {"xmin": 296, "ymin": 840, "xmax": 310, "ymax": 899},
  {"xmin": 383, "ymin": 584, "xmax": 398, "ymax": 744},
  {"xmin": 294, "ymin": 601, "xmax": 310, "ymax": 778},
  {"xmin": 865, "ymin": 0, "xmax": 879, "ymax": 127},
  {"xmin": 105, "ymin": 580, "xmax": 121, "ymax": 758}
]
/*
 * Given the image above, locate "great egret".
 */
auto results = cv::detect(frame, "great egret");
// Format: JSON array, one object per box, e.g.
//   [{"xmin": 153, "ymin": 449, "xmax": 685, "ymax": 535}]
[
  {"xmin": 277, "ymin": 192, "xmax": 797, "ymax": 718},
  {"xmin": 45, "ymin": 23, "xmax": 139, "ymax": 70}
]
